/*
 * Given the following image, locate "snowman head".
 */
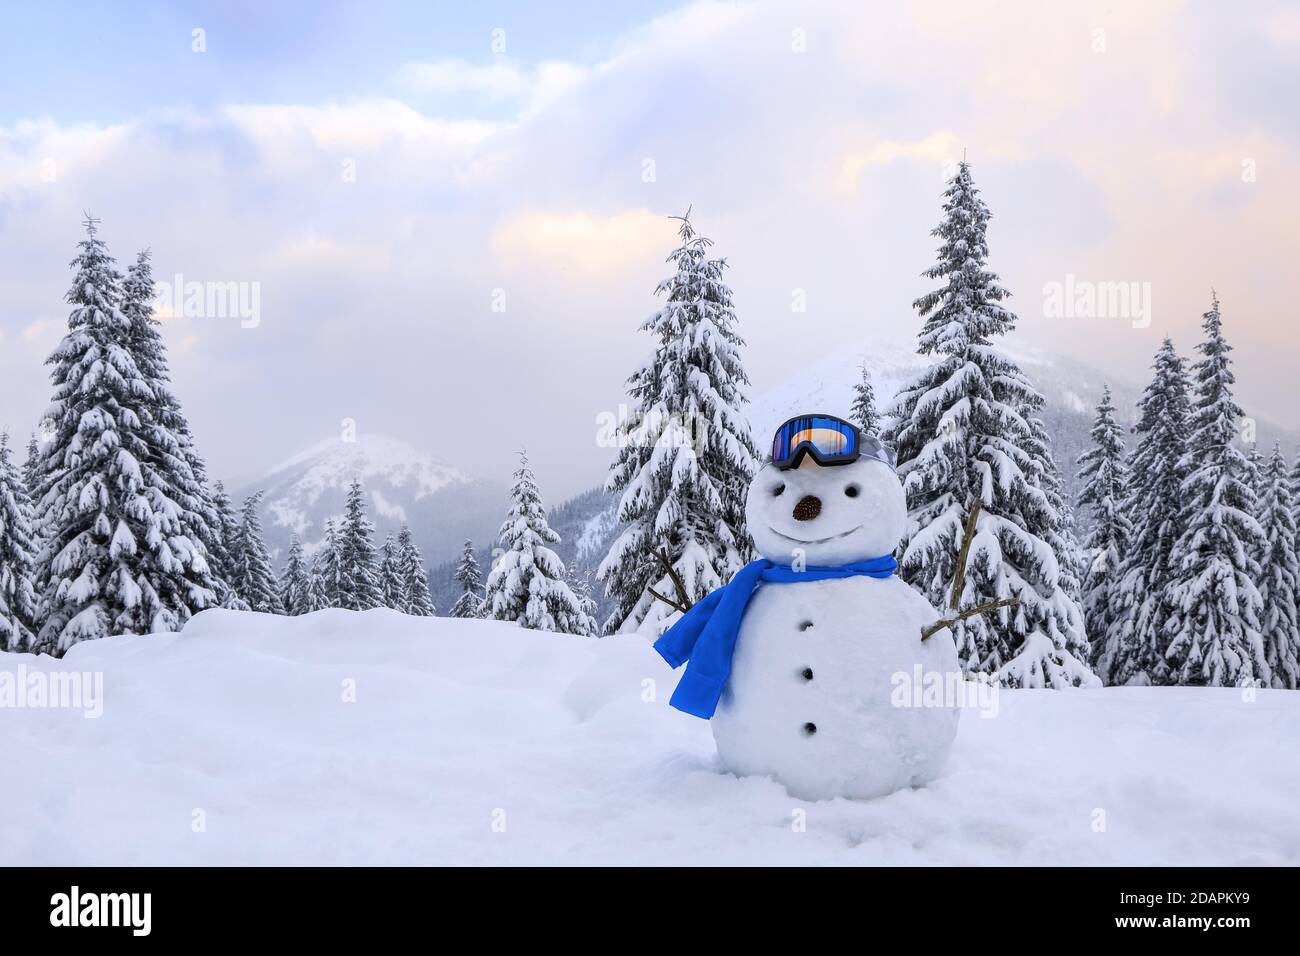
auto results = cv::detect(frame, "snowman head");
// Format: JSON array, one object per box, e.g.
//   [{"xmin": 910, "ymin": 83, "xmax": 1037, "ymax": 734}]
[{"xmin": 746, "ymin": 415, "xmax": 906, "ymax": 566}]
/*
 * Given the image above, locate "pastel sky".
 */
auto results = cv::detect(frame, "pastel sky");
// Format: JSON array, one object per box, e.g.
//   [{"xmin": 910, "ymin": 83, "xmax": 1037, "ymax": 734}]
[{"xmin": 1, "ymin": 0, "xmax": 1297, "ymax": 496}]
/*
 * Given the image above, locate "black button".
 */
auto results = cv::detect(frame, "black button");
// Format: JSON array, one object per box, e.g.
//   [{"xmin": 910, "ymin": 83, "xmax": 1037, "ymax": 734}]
[
  {"xmin": 799, "ymin": 620, "xmax": 814, "ymax": 631},
  {"xmin": 802, "ymin": 722, "xmax": 817, "ymax": 735},
  {"xmin": 801, "ymin": 667, "xmax": 814, "ymax": 681}
]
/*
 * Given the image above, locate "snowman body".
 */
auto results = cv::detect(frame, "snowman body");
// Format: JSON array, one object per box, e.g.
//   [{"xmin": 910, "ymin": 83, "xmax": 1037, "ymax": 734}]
[{"xmin": 710, "ymin": 454, "xmax": 960, "ymax": 800}]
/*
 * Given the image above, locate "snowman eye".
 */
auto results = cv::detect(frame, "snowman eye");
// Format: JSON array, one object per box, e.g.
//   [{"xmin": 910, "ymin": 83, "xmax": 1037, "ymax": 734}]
[
  {"xmin": 844, "ymin": 484, "xmax": 860, "ymax": 498},
  {"xmin": 771, "ymin": 482, "xmax": 786, "ymax": 497}
]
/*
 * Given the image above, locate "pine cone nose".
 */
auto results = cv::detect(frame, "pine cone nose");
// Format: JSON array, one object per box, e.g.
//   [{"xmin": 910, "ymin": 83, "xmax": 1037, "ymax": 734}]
[{"xmin": 793, "ymin": 495, "xmax": 822, "ymax": 521}]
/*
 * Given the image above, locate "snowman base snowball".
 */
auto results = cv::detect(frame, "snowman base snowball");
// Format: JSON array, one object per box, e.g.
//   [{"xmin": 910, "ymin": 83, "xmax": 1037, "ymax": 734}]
[{"xmin": 711, "ymin": 574, "xmax": 959, "ymax": 801}]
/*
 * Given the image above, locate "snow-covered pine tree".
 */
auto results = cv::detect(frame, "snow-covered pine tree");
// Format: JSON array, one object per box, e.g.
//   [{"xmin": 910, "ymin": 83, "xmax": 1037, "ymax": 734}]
[
  {"xmin": 1075, "ymin": 385, "xmax": 1133, "ymax": 682},
  {"xmin": 486, "ymin": 450, "xmax": 590, "ymax": 633},
  {"xmin": 306, "ymin": 519, "xmax": 341, "ymax": 611},
  {"xmin": 850, "ymin": 363, "xmax": 880, "ymax": 435},
  {"xmin": 565, "ymin": 564, "xmax": 600, "ymax": 637},
  {"xmin": 1257, "ymin": 441, "xmax": 1299, "ymax": 689},
  {"xmin": 22, "ymin": 432, "xmax": 48, "ymax": 619},
  {"xmin": 305, "ymin": 553, "xmax": 332, "ymax": 611},
  {"xmin": 119, "ymin": 248, "xmax": 222, "ymax": 583},
  {"xmin": 881, "ymin": 162, "xmax": 1094, "ymax": 687},
  {"xmin": 279, "ymin": 535, "xmax": 311, "ymax": 615},
  {"xmin": 34, "ymin": 218, "xmax": 217, "ymax": 652},
  {"xmin": 0, "ymin": 434, "xmax": 40, "ymax": 651},
  {"xmin": 229, "ymin": 492, "xmax": 283, "ymax": 614},
  {"xmin": 335, "ymin": 480, "xmax": 382, "ymax": 611},
  {"xmin": 378, "ymin": 533, "xmax": 406, "ymax": 611},
  {"xmin": 1246, "ymin": 443, "xmax": 1265, "ymax": 507},
  {"xmin": 598, "ymin": 211, "xmax": 758, "ymax": 636},
  {"xmin": 1027, "ymin": 416, "xmax": 1086, "ymax": 607},
  {"xmin": 449, "ymin": 538, "xmax": 484, "ymax": 619},
  {"xmin": 396, "ymin": 525, "xmax": 434, "ymax": 616},
  {"xmin": 1164, "ymin": 295, "xmax": 1267, "ymax": 687},
  {"xmin": 208, "ymin": 480, "xmax": 249, "ymax": 610},
  {"xmin": 23, "ymin": 434, "xmax": 42, "ymax": 504},
  {"xmin": 1108, "ymin": 339, "xmax": 1193, "ymax": 684},
  {"xmin": 1291, "ymin": 446, "xmax": 1300, "ymax": 528}
]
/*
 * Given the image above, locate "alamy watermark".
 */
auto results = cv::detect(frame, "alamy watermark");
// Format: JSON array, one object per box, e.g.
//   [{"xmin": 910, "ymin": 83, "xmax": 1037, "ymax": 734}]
[
  {"xmin": 890, "ymin": 665, "xmax": 1000, "ymax": 718},
  {"xmin": 1043, "ymin": 274, "xmax": 1151, "ymax": 328},
  {"xmin": 0, "ymin": 664, "xmax": 104, "ymax": 718},
  {"xmin": 154, "ymin": 274, "xmax": 261, "ymax": 328},
  {"xmin": 595, "ymin": 404, "xmax": 709, "ymax": 456},
  {"xmin": 50, "ymin": 886, "xmax": 150, "ymax": 936}
]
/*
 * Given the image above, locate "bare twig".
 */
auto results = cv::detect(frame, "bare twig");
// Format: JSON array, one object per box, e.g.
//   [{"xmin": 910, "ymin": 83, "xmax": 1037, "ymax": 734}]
[
  {"xmin": 921, "ymin": 596, "xmax": 1019, "ymax": 641},
  {"xmin": 949, "ymin": 500, "xmax": 982, "ymax": 611},
  {"xmin": 647, "ymin": 587, "xmax": 690, "ymax": 615},
  {"xmin": 646, "ymin": 548, "xmax": 695, "ymax": 615},
  {"xmin": 658, "ymin": 549, "xmax": 694, "ymax": 612}
]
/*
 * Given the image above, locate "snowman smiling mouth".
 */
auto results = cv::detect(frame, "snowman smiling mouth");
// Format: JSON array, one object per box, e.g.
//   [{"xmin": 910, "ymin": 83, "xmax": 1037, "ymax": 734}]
[{"xmin": 766, "ymin": 524, "xmax": 864, "ymax": 546}]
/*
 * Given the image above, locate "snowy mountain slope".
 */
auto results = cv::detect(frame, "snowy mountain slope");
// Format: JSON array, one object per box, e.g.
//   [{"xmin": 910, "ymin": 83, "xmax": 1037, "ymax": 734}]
[
  {"xmin": 236, "ymin": 433, "xmax": 507, "ymax": 568},
  {"xmin": 2, "ymin": 610, "xmax": 1296, "ymax": 865}
]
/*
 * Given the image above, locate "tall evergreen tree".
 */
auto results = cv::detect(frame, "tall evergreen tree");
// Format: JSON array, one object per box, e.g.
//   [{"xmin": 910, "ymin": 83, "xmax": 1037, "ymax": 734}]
[
  {"xmin": 396, "ymin": 525, "xmax": 434, "ymax": 616},
  {"xmin": 598, "ymin": 211, "xmax": 758, "ymax": 636},
  {"xmin": 34, "ymin": 218, "xmax": 216, "ymax": 652},
  {"xmin": 119, "ymin": 248, "xmax": 221, "ymax": 578},
  {"xmin": 1291, "ymin": 446, "xmax": 1300, "ymax": 526},
  {"xmin": 208, "ymin": 480, "xmax": 249, "ymax": 610},
  {"xmin": 279, "ymin": 535, "xmax": 311, "ymax": 616},
  {"xmin": 1257, "ymin": 442, "xmax": 1299, "ymax": 689},
  {"xmin": 22, "ymin": 433, "xmax": 48, "ymax": 614},
  {"xmin": 230, "ymin": 492, "xmax": 283, "ymax": 614},
  {"xmin": 377, "ymin": 533, "xmax": 406, "ymax": 610},
  {"xmin": 0, "ymin": 434, "xmax": 40, "ymax": 651},
  {"xmin": 487, "ymin": 450, "xmax": 590, "ymax": 633},
  {"xmin": 1109, "ymin": 339, "xmax": 1192, "ymax": 684},
  {"xmin": 22, "ymin": 434, "xmax": 43, "ymax": 510},
  {"xmin": 1075, "ymin": 385, "xmax": 1133, "ymax": 681},
  {"xmin": 307, "ymin": 519, "xmax": 341, "ymax": 611},
  {"xmin": 1164, "ymin": 295, "xmax": 1267, "ymax": 686},
  {"xmin": 850, "ymin": 363, "xmax": 880, "ymax": 435},
  {"xmin": 1245, "ymin": 443, "xmax": 1265, "ymax": 507},
  {"xmin": 881, "ymin": 162, "xmax": 1094, "ymax": 687},
  {"xmin": 565, "ymin": 564, "xmax": 600, "ymax": 637},
  {"xmin": 335, "ymin": 480, "xmax": 382, "ymax": 610},
  {"xmin": 1028, "ymin": 416, "xmax": 1086, "ymax": 606},
  {"xmin": 449, "ymin": 538, "xmax": 484, "ymax": 619}
]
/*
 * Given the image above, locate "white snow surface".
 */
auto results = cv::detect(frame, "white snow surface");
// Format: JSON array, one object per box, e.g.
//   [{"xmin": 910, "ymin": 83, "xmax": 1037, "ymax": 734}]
[{"xmin": 2, "ymin": 609, "xmax": 1297, "ymax": 866}]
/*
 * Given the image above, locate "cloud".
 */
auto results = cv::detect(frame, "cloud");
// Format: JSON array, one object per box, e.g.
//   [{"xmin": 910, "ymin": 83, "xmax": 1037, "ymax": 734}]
[
  {"xmin": 1, "ymin": 0, "xmax": 1298, "ymax": 497},
  {"xmin": 828, "ymin": 131, "xmax": 966, "ymax": 195},
  {"xmin": 398, "ymin": 59, "xmax": 532, "ymax": 99},
  {"xmin": 20, "ymin": 318, "xmax": 61, "ymax": 342},
  {"xmin": 491, "ymin": 208, "xmax": 676, "ymax": 280},
  {"xmin": 396, "ymin": 58, "xmax": 588, "ymax": 116}
]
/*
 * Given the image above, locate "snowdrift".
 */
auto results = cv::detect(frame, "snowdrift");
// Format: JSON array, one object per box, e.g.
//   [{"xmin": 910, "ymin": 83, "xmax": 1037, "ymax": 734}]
[{"xmin": 1, "ymin": 609, "xmax": 1296, "ymax": 866}]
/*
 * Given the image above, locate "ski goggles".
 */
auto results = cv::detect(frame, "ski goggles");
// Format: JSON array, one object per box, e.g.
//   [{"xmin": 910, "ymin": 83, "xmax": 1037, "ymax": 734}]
[{"xmin": 770, "ymin": 414, "xmax": 897, "ymax": 472}]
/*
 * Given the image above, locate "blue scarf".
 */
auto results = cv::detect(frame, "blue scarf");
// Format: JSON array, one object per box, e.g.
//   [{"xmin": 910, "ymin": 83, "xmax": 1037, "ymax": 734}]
[{"xmin": 653, "ymin": 555, "xmax": 898, "ymax": 719}]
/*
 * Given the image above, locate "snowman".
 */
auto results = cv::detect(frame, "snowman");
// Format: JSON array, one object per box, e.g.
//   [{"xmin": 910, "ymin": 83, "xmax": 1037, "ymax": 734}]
[{"xmin": 653, "ymin": 413, "xmax": 961, "ymax": 801}]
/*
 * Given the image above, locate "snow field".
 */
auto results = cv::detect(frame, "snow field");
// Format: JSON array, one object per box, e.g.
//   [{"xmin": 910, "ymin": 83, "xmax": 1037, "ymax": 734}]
[{"xmin": 1, "ymin": 609, "xmax": 1296, "ymax": 866}]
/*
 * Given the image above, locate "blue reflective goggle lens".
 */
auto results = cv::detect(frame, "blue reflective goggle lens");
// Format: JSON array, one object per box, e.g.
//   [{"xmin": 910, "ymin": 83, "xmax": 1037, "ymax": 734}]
[
  {"xmin": 771, "ymin": 415, "xmax": 858, "ymax": 469},
  {"xmin": 770, "ymin": 415, "xmax": 897, "ymax": 471}
]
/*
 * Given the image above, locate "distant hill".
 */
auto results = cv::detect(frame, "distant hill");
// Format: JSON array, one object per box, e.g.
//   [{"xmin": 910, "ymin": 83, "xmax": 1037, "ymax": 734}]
[
  {"xmin": 248, "ymin": 339, "xmax": 1297, "ymax": 618},
  {"xmin": 235, "ymin": 432, "xmax": 508, "ymax": 569}
]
